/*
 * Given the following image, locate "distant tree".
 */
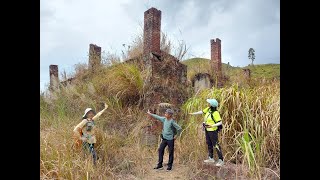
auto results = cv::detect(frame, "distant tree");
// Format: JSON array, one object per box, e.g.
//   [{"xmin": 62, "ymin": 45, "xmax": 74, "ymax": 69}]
[{"xmin": 248, "ymin": 48, "xmax": 255, "ymax": 65}]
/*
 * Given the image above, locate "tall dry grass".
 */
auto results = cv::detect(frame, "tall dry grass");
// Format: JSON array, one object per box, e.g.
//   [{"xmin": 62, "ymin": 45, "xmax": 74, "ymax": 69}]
[
  {"xmin": 41, "ymin": 77, "xmax": 279, "ymax": 179},
  {"xmin": 41, "ymin": 29, "xmax": 279, "ymax": 178},
  {"xmin": 178, "ymin": 80, "xmax": 280, "ymax": 178},
  {"xmin": 41, "ymin": 61, "xmax": 160, "ymax": 179}
]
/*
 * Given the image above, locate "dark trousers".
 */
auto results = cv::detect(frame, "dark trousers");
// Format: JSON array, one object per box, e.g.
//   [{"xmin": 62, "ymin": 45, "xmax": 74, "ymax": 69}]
[
  {"xmin": 158, "ymin": 137, "xmax": 174, "ymax": 168},
  {"xmin": 205, "ymin": 130, "xmax": 223, "ymax": 160},
  {"xmin": 83, "ymin": 142, "xmax": 97, "ymax": 165}
]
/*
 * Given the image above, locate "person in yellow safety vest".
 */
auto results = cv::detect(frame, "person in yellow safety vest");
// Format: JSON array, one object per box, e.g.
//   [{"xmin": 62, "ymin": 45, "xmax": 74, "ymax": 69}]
[
  {"xmin": 73, "ymin": 103, "xmax": 108, "ymax": 165},
  {"xmin": 189, "ymin": 98, "xmax": 224, "ymax": 166}
]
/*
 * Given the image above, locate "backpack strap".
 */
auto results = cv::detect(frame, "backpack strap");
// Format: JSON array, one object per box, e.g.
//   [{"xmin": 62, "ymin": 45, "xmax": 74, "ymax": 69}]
[{"xmin": 210, "ymin": 110, "xmax": 217, "ymax": 123}]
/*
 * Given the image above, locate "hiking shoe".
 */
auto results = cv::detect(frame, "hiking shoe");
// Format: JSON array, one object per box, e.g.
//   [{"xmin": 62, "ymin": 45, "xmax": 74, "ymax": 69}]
[
  {"xmin": 215, "ymin": 159, "xmax": 224, "ymax": 166},
  {"xmin": 153, "ymin": 165, "xmax": 163, "ymax": 170},
  {"xmin": 166, "ymin": 166, "xmax": 172, "ymax": 171},
  {"xmin": 204, "ymin": 157, "xmax": 215, "ymax": 163}
]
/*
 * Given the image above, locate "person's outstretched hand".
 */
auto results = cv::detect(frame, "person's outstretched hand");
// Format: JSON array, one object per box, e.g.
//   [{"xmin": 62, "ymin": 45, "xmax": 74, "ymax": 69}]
[{"xmin": 104, "ymin": 103, "xmax": 108, "ymax": 110}]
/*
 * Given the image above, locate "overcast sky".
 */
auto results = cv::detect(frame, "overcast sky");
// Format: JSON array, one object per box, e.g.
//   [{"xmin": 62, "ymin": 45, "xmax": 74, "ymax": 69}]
[{"xmin": 40, "ymin": 0, "xmax": 280, "ymax": 92}]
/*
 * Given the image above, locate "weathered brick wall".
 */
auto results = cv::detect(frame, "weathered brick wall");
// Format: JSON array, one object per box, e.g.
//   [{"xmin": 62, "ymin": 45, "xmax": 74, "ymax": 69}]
[
  {"xmin": 89, "ymin": 44, "xmax": 101, "ymax": 70},
  {"xmin": 192, "ymin": 73, "xmax": 213, "ymax": 92},
  {"xmin": 143, "ymin": 8, "xmax": 161, "ymax": 56},
  {"xmin": 141, "ymin": 8, "xmax": 188, "ymax": 111},
  {"xmin": 144, "ymin": 51, "xmax": 188, "ymax": 110},
  {"xmin": 49, "ymin": 65, "xmax": 59, "ymax": 90},
  {"xmin": 211, "ymin": 38, "xmax": 222, "ymax": 87}
]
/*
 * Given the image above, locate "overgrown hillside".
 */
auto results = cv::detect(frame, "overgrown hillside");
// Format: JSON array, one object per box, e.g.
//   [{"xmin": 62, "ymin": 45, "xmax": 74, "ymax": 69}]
[
  {"xmin": 181, "ymin": 57, "xmax": 280, "ymax": 82},
  {"xmin": 40, "ymin": 58, "xmax": 280, "ymax": 179},
  {"xmin": 41, "ymin": 28, "xmax": 280, "ymax": 179}
]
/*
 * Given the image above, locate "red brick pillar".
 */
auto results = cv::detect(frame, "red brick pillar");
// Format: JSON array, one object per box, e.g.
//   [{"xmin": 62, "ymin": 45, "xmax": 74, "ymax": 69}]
[
  {"xmin": 143, "ymin": 7, "xmax": 161, "ymax": 57},
  {"xmin": 211, "ymin": 38, "xmax": 222, "ymax": 87},
  {"xmin": 49, "ymin": 65, "xmax": 59, "ymax": 91},
  {"xmin": 89, "ymin": 44, "xmax": 101, "ymax": 70},
  {"xmin": 142, "ymin": 7, "xmax": 162, "ymax": 109}
]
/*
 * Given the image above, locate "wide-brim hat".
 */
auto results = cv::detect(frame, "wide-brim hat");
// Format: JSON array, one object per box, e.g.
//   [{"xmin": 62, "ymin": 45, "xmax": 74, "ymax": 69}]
[{"xmin": 82, "ymin": 108, "xmax": 93, "ymax": 118}]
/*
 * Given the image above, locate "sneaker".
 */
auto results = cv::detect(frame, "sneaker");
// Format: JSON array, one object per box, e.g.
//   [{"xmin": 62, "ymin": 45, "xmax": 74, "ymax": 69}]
[
  {"xmin": 166, "ymin": 166, "xmax": 172, "ymax": 171},
  {"xmin": 153, "ymin": 165, "xmax": 163, "ymax": 170},
  {"xmin": 215, "ymin": 159, "xmax": 224, "ymax": 166},
  {"xmin": 204, "ymin": 157, "xmax": 215, "ymax": 163}
]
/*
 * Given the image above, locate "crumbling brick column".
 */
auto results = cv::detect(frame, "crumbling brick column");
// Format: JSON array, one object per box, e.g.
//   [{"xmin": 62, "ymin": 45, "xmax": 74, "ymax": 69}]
[
  {"xmin": 49, "ymin": 65, "xmax": 59, "ymax": 91},
  {"xmin": 243, "ymin": 69, "xmax": 251, "ymax": 79},
  {"xmin": 211, "ymin": 38, "xmax": 222, "ymax": 87},
  {"xmin": 89, "ymin": 44, "xmax": 101, "ymax": 70},
  {"xmin": 143, "ymin": 7, "xmax": 161, "ymax": 57},
  {"xmin": 141, "ymin": 8, "xmax": 188, "ymax": 139}
]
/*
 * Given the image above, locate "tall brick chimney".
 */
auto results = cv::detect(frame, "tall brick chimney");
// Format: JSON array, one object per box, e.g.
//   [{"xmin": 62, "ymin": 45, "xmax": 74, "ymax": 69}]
[
  {"xmin": 143, "ymin": 7, "xmax": 161, "ymax": 56},
  {"xmin": 211, "ymin": 38, "xmax": 222, "ymax": 86},
  {"xmin": 49, "ymin": 65, "xmax": 59, "ymax": 90},
  {"xmin": 89, "ymin": 44, "xmax": 101, "ymax": 70}
]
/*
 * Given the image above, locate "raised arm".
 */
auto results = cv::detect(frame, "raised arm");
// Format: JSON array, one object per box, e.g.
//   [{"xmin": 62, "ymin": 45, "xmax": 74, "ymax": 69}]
[
  {"xmin": 92, "ymin": 103, "xmax": 108, "ymax": 121},
  {"xmin": 147, "ymin": 109, "xmax": 165, "ymax": 123},
  {"xmin": 189, "ymin": 111, "xmax": 203, "ymax": 115}
]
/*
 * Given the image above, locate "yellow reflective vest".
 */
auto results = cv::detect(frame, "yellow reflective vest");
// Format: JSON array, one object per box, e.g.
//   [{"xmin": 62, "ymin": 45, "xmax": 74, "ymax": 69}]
[{"xmin": 202, "ymin": 107, "xmax": 222, "ymax": 131}]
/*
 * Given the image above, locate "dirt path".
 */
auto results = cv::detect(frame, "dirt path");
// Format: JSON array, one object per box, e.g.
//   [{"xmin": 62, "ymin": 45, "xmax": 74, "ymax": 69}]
[
  {"xmin": 143, "ymin": 164, "xmax": 189, "ymax": 180},
  {"xmin": 142, "ymin": 154, "xmax": 190, "ymax": 180}
]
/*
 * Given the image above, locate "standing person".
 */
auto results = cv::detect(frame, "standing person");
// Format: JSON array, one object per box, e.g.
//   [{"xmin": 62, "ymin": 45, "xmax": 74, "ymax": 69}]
[
  {"xmin": 73, "ymin": 103, "xmax": 108, "ymax": 165},
  {"xmin": 189, "ymin": 99, "xmax": 224, "ymax": 166},
  {"xmin": 147, "ymin": 109, "xmax": 182, "ymax": 171}
]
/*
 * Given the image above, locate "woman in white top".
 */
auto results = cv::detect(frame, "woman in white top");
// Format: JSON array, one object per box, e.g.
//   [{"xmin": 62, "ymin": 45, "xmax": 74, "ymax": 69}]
[{"xmin": 73, "ymin": 103, "xmax": 108, "ymax": 165}]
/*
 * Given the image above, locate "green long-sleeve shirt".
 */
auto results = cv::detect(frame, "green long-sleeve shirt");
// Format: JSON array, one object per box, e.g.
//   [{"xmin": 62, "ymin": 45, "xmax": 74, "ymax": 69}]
[{"xmin": 149, "ymin": 113, "xmax": 182, "ymax": 140}]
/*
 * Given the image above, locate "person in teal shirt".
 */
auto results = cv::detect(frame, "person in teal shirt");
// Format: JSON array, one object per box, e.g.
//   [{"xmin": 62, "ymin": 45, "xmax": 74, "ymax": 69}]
[
  {"xmin": 147, "ymin": 108, "xmax": 182, "ymax": 171},
  {"xmin": 189, "ymin": 98, "xmax": 224, "ymax": 166}
]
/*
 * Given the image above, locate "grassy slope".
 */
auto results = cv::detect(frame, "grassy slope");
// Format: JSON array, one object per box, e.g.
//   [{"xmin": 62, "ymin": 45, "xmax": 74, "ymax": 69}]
[
  {"xmin": 40, "ymin": 58, "xmax": 280, "ymax": 179},
  {"xmin": 181, "ymin": 58, "xmax": 280, "ymax": 80}
]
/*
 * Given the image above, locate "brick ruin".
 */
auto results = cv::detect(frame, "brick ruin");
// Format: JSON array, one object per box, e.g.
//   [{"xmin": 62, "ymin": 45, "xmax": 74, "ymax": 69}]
[
  {"xmin": 47, "ymin": 7, "xmax": 228, "ymax": 144},
  {"xmin": 134, "ymin": 7, "xmax": 188, "ymax": 140},
  {"xmin": 190, "ymin": 38, "xmax": 224, "ymax": 91},
  {"xmin": 89, "ymin": 44, "xmax": 102, "ymax": 71},
  {"xmin": 49, "ymin": 7, "xmax": 225, "ymax": 110},
  {"xmin": 135, "ymin": 7, "xmax": 188, "ymax": 111},
  {"xmin": 48, "ymin": 8, "xmax": 227, "ymax": 103},
  {"xmin": 211, "ymin": 38, "xmax": 223, "ymax": 87},
  {"xmin": 48, "ymin": 8, "xmax": 226, "ymax": 108},
  {"xmin": 143, "ymin": 8, "xmax": 161, "ymax": 57},
  {"xmin": 49, "ymin": 65, "xmax": 59, "ymax": 91},
  {"xmin": 243, "ymin": 68, "xmax": 251, "ymax": 79},
  {"xmin": 192, "ymin": 73, "xmax": 214, "ymax": 92},
  {"xmin": 49, "ymin": 44, "xmax": 101, "ymax": 90}
]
